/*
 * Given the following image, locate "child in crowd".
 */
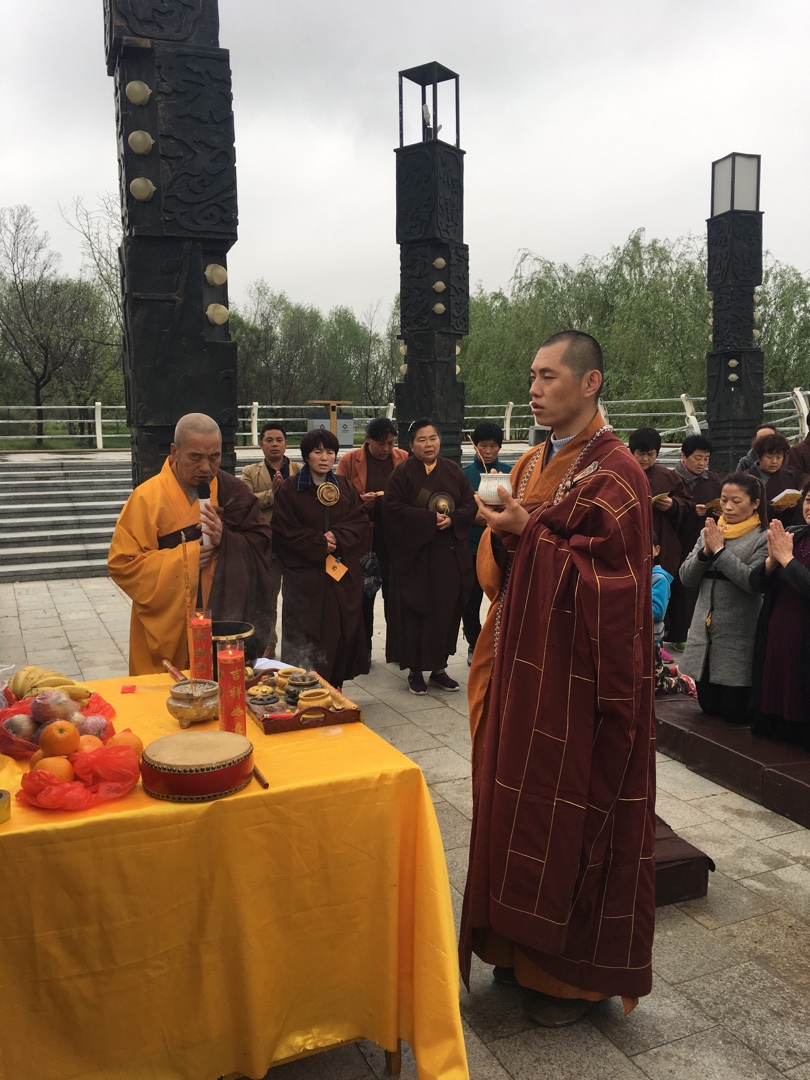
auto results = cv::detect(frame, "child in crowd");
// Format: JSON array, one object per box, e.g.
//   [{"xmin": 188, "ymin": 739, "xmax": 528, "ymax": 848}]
[{"xmin": 652, "ymin": 532, "xmax": 696, "ymax": 697}]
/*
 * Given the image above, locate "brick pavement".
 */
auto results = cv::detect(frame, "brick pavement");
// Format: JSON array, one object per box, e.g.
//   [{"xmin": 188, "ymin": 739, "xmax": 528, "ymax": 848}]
[{"xmin": 2, "ymin": 579, "xmax": 810, "ymax": 1079}]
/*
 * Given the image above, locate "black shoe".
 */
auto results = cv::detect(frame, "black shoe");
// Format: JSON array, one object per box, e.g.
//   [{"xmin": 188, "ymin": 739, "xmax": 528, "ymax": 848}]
[
  {"xmin": 492, "ymin": 966, "xmax": 519, "ymax": 987},
  {"xmin": 526, "ymin": 994, "xmax": 594, "ymax": 1027},
  {"xmin": 407, "ymin": 671, "xmax": 428, "ymax": 695},
  {"xmin": 467, "ymin": 646, "xmax": 474, "ymax": 667},
  {"xmin": 429, "ymin": 671, "xmax": 460, "ymax": 692}
]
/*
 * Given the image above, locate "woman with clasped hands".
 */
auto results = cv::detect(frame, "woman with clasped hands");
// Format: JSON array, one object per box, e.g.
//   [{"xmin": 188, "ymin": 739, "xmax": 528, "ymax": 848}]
[
  {"xmin": 749, "ymin": 484, "xmax": 810, "ymax": 748},
  {"xmin": 679, "ymin": 472, "xmax": 769, "ymax": 725}
]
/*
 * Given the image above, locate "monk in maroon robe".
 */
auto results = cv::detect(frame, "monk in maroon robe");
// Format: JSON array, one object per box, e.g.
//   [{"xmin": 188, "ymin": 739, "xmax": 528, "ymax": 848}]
[
  {"xmin": 628, "ymin": 427, "xmax": 691, "ymax": 583},
  {"xmin": 460, "ymin": 331, "xmax": 656, "ymax": 1028},
  {"xmin": 383, "ymin": 420, "xmax": 476, "ymax": 695}
]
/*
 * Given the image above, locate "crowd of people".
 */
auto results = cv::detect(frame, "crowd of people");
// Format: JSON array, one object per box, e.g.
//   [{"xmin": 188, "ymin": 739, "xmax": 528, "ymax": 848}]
[
  {"xmin": 627, "ymin": 422, "xmax": 810, "ymax": 750},
  {"xmin": 105, "ymin": 335, "xmax": 810, "ymax": 1031}
]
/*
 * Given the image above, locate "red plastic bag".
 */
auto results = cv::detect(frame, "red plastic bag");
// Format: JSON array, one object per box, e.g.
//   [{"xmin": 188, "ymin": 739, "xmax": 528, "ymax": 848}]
[
  {"xmin": 0, "ymin": 693, "xmax": 116, "ymax": 761},
  {"xmin": 16, "ymin": 745, "xmax": 140, "ymax": 810}
]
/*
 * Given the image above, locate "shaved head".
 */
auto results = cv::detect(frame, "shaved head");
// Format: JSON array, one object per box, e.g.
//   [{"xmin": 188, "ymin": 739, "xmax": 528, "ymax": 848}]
[
  {"xmin": 173, "ymin": 413, "xmax": 221, "ymax": 448},
  {"xmin": 539, "ymin": 330, "xmax": 603, "ymax": 379}
]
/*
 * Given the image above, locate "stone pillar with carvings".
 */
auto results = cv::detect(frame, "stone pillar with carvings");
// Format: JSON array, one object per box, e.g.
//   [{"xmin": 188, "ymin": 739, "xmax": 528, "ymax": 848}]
[
  {"xmin": 394, "ymin": 63, "xmax": 468, "ymax": 464},
  {"xmin": 705, "ymin": 153, "xmax": 764, "ymax": 475},
  {"xmin": 104, "ymin": 0, "xmax": 239, "ymax": 484}
]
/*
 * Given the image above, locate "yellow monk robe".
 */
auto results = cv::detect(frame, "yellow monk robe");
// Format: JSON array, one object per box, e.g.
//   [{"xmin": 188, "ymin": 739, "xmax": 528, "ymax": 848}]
[
  {"xmin": 468, "ymin": 412, "xmax": 609, "ymax": 792},
  {"xmin": 108, "ymin": 458, "xmax": 218, "ymax": 675}
]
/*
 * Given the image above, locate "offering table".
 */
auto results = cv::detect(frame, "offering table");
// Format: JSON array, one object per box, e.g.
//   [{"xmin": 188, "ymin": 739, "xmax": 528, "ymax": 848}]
[{"xmin": 0, "ymin": 675, "xmax": 469, "ymax": 1080}]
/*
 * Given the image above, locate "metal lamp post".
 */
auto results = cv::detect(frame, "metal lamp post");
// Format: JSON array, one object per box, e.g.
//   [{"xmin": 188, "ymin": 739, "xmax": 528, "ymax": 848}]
[
  {"xmin": 705, "ymin": 152, "xmax": 764, "ymax": 474},
  {"xmin": 393, "ymin": 62, "xmax": 469, "ymax": 462}
]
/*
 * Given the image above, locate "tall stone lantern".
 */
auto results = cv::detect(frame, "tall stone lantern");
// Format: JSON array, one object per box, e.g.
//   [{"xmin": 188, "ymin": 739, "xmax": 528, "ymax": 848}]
[
  {"xmin": 394, "ymin": 62, "xmax": 469, "ymax": 463},
  {"xmin": 706, "ymin": 152, "xmax": 764, "ymax": 474}
]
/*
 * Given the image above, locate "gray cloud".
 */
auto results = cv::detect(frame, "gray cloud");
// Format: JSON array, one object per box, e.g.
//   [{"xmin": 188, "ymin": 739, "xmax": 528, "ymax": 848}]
[{"xmin": 3, "ymin": 0, "xmax": 809, "ymax": 317}]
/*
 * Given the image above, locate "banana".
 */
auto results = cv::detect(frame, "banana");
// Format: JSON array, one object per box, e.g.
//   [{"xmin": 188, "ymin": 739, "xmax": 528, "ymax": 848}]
[
  {"xmin": 9, "ymin": 666, "xmax": 38, "ymax": 697},
  {"xmin": 64, "ymin": 685, "xmax": 92, "ymax": 701}
]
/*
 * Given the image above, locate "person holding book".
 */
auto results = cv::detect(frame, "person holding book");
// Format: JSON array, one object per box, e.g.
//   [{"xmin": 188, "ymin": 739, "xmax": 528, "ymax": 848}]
[
  {"xmin": 628, "ymin": 427, "xmax": 692, "ymax": 583},
  {"xmin": 745, "ymin": 431, "xmax": 802, "ymax": 525},
  {"xmin": 749, "ymin": 483, "xmax": 810, "ymax": 748}
]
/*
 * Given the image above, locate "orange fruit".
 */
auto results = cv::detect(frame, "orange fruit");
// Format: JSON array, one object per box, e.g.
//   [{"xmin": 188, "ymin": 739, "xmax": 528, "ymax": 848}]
[
  {"xmin": 33, "ymin": 756, "xmax": 75, "ymax": 783},
  {"xmin": 77, "ymin": 734, "xmax": 104, "ymax": 752},
  {"xmin": 39, "ymin": 720, "xmax": 81, "ymax": 757},
  {"xmin": 28, "ymin": 749, "xmax": 44, "ymax": 770},
  {"xmin": 107, "ymin": 731, "xmax": 144, "ymax": 759}
]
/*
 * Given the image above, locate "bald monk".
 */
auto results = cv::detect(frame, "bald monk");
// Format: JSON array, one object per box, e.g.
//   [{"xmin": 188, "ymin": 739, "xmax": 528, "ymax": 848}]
[
  {"xmin": 108, "ymin": 414, "xmax": 274, "ymax": 675},
  {"xmin": 460, "ymin": 331, "xmax": 656, "ymax": 1027}
]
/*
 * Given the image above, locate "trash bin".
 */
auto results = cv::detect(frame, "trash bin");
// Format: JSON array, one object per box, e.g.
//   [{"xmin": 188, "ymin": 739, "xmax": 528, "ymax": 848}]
[{"xmin": 306, "ymin": 411, "xmax": 354, "ymax": 448}]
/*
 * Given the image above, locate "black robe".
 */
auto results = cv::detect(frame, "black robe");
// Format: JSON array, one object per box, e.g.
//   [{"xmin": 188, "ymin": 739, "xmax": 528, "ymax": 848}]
[
  {"xmin": 272, "ymin": 474, "xmax": 370, "ymax": 685},
  {"xmin": 383, "ymin": 455, "xmax": 476, "ymax": 671}
]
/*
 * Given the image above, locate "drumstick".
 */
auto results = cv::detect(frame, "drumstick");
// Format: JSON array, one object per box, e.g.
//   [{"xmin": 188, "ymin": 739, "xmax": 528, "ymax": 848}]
[
  {"xmin": 162, "ymin": 659, "xmax": 186, "ymax": 683},
  {"xmin": 252, "ymin": 764, "xmax": 269, "ymax": 789}
]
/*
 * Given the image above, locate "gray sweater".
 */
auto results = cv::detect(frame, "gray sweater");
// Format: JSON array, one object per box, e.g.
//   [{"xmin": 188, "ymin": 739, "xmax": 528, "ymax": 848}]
[{"xmin": 679, "ymin": 526, "xmax": 768, "ymax": 686}]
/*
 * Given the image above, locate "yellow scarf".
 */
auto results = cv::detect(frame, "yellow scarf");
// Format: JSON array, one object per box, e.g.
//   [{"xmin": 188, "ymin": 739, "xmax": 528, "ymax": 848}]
[{"xmin": 717, "ymin": 512, "xmax": 762, "ymax": 540}]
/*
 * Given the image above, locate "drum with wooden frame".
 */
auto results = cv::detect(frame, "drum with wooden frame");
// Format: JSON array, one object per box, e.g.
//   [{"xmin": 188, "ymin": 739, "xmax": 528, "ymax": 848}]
[{"xmin": 140, "ymin": 731, "xmax": 254, "ymax": 802}]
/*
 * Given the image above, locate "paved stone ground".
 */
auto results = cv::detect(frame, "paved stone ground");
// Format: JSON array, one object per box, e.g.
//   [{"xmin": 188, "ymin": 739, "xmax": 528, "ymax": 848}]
[{"xmin": 2, "ymin": 578, "xmax": 810, "ymax": 1079}]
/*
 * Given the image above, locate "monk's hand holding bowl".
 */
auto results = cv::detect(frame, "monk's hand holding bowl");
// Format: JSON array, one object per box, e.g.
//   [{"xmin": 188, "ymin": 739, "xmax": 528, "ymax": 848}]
[
  {"xmin": 703, "ymin": 516, "xmax": 726, "ymax": 556},
  {"xmin": 436, "ymin": 512, "xmax": 452, "ymax": 531},
  {"xmin": 360, "ymin": 491, "xmax": 378, "ymax": 506},
  {"xmin": 475, "ymin": 487, "xmax": 530, "ymax": 537}
]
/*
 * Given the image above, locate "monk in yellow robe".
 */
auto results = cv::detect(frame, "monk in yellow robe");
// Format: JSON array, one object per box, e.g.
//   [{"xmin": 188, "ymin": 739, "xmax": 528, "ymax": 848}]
[{"xmin": 109, "ymin": 414, "xmax": 274, "ymax": 675}]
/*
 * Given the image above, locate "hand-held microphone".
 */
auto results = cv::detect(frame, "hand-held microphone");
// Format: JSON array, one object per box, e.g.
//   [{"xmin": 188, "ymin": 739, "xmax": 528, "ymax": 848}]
[{"xmin": 197, "ymin": 481, "xmax": 212, "ymax": 546}]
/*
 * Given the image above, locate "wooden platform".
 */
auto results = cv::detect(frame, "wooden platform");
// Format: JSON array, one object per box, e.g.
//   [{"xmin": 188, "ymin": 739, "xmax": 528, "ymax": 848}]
[{"xmin": 656, "ymin": 697, "xmax": 810, "ymax": 830}]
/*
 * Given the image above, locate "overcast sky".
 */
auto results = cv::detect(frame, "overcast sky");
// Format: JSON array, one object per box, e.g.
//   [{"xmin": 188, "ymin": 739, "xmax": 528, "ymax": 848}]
[{"xmin": 3, "ymin": 1, "xmax": 810, "ymax": 317}]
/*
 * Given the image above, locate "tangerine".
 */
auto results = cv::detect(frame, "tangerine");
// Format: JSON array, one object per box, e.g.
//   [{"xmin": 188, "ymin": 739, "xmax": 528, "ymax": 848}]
[
  {"xmin": 39, "ymin": 720, "xmax": 81, "ymax": 757},
  {"xmin": 107, "ymin": 730, "xmax": 144, "ymax": 759},
  {"xmin": 28, "ymin": 749, "xmax": 44, "ymax": 770},
  {"xmin": 33, "ymin": 756, "xmax": 75, "ymax": 783},
  {"xmin": 77, "ymin": 734, "xmax": 104, "ymax": 753}
]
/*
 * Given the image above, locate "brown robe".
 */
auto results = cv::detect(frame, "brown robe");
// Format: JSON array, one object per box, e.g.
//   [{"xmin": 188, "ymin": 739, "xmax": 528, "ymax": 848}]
[
  {"xmin": 667, "ymin": 465, "xmax": 723, "ymax": 642},
  {"xmin": 460, "ymin": 432, "xmax": 656, "ymax": 1003},
  {"xmin": 383, "ymin": 455, "xmax": 476, "ymax": 671},
  {"xmin": 788, "ymin": 432, "xmax": 810, "ymax": 485},
  {"xmin": 645, "ymin": 463, "xmax": 691, "ymax": 579},
  {"xmin": 272, "ymin": 474, "xmax": 370, "ymax": 685}
]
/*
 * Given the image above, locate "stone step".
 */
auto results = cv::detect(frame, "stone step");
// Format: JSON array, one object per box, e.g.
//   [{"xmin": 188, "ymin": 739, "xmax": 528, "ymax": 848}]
[
  {"xmin": 0, "ymin": 502, "xmax": 125, "ymax": 517},
  {"xmin": 1, "ymin": 541, "xmax": 111, "ymax": 564},
  {"xmin": 0, "ymin": 477, "xmax": 132, "ymax": 488},
  {"xmin": 0, "ymin": 527, "xmax": 114, "ymax": 545},
  {"xmin": 0, "ymin": 558, "xmax": 110, "ymax": 583},
  {"xmin": 1, "ymin": 514, "xmax": 120, "ymax": 529}
]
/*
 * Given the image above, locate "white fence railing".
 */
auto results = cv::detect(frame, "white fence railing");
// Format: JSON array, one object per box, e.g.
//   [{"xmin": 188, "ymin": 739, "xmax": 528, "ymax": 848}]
[{"xmin": 0, "ymin": 390, "xmax": 807, "ymax": 449}]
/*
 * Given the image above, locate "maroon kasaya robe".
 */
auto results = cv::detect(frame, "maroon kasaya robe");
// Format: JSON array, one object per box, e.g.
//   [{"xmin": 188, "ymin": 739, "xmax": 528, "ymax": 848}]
[
  {"xmin": 745, "ymin": 464, "xmax": 804, "ymax": 526},
  {"xmin": 788, "ymin": 432, "xmax": 810, "ymax": 485},
  {"xmin": 646, "ymin": 462, "xmax": 691, "ymax": 579},
  {"xmin": 383, "ymin": 455, "xmax": 476, "ymax": 671},
  {"xmin": 272, "ymin": 474, "xmax": 370, "ymax": 685},
  {"xmin": 460, "ymin": 434, "xmax": 656, "ymax": 999}
]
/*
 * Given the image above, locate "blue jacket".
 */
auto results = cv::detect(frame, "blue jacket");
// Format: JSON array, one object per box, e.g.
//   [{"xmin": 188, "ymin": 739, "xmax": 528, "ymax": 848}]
[
  {"xmin": 463, "ymin": 457, "xmax": 513, "ymax": 556},
  {"xmin": 651, "ymin": 565, "xmax": 673, "ymax": 643}
]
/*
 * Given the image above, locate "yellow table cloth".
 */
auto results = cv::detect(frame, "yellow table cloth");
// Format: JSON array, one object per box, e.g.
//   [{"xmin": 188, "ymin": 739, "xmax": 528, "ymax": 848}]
[{"xmin": 0, "ymin": 675, "xmax": 469, "ymax": 1080}]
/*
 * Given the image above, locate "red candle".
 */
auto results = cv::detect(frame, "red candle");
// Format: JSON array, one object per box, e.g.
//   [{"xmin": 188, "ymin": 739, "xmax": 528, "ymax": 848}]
[
  {"xmin": 188, "ymin": 609, "xmax": 213, "ymax": 682},
  {"xmin": 217, "ymin": 641, "xmax": 246, "ymax": 736}
]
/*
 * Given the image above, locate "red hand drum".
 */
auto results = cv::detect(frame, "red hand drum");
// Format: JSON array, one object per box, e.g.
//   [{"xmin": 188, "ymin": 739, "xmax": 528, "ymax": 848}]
[{"xmin": 140, "ymin": 731, "xmax": 254, "ymax": 802}]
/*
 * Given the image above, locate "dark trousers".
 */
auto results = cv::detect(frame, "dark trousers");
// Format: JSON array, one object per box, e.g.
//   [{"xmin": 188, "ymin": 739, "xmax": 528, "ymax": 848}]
[
  {"xmin": 696, "ymin": 678, "xmax": 752, "ymax": 725},
  {"xmin": 461, "ymin": 574, "xmax": 484, "ymax": 650},
  {"xmin": 363, "ymin": 575, "xmax": 390, "ymax": 650}
]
